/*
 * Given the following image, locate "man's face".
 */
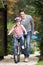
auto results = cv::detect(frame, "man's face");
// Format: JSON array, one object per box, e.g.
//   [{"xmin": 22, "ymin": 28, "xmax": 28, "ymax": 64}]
[{"xmin": 20, "ymin": 12, "xmax": 25, "ymax": 19}]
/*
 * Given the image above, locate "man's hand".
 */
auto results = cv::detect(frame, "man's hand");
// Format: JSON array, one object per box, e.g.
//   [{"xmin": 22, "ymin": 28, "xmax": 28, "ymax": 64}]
[{"xmin": 32, "ymin": 32, "xmax": 34, "ymax": 35}]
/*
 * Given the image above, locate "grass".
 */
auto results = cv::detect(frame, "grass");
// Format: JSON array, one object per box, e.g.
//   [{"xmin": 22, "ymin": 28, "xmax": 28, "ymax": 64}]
[{"xmin": 35, "ymin": 61, "xmax": 43, "ymax": 65}]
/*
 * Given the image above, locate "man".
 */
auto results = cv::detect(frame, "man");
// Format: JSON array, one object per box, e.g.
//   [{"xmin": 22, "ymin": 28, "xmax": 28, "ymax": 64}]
[{"xmin": 19, "ymin": 9, "xmax": 34, "ymax": 62}]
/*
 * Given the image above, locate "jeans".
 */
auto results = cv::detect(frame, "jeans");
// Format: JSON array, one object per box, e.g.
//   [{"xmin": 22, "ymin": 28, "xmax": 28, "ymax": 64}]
[
  {"xmin": 24, "ymin": 31, "xmax": 32, "ymax": 57},
  {"xmin": 14, "ymin": 35, "xmax": 24, "ymax": 47},
  {"xmin": 12, "ymin": 35, "xmax": 24, "ymax": 54}
]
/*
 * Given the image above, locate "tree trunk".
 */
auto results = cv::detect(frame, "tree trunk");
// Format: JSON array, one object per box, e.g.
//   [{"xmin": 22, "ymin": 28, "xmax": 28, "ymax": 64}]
[{"xmin": 39, "ymin": 39, "xmax": 43, "ymax": 61}]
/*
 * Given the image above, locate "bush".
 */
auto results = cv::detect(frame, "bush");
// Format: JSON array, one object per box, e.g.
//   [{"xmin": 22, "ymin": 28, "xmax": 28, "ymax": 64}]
[
  {"xmin": 7, "ymin": 35, "xmax": 14, "ymax": 54},
  {"xmin": 7, "ymin": 21, "xmax": 15, "ymax": 54},
  {"xmin": 30, "ymin": 48, "xmax": 35, "ymax": 54}
]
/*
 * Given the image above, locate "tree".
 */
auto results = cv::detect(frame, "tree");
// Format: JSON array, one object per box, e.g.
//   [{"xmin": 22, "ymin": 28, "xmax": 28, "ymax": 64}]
[
  {"xmin": 0, "ymin": 0, "xmax": 4, "ymax": 8},
  {"xmin": 34, "ymin": 0, "xmax": 43, "ymax": 60}
]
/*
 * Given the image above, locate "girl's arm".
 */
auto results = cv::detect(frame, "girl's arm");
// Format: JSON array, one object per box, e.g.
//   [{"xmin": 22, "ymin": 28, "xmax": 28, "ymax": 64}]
[
  {"xmin": 21, "ymin": 25, "xmax": 27, "ymax": 34},
  {"xmin": 8, "ymin": 26, "xmax": 14, "ymax": 35}
]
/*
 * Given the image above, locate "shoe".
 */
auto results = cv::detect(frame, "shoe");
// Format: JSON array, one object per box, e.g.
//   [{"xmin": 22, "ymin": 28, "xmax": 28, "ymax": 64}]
[
  {"xmin": 22, "ymin": 45, "xmax": 24, "ymax": 49},
  {"xmin": 24, "ymin": 58, "xmax": 29, "ymax": 62}
]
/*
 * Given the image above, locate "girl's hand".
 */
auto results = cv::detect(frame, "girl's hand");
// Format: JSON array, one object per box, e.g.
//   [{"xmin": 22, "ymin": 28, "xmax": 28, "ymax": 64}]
[
  {"xmin": 25, "ymin": 32, "xmax": 27, "ymax": 35},
  {"xmin": 8, "ymin": 33, "xmax": 10, "ymax": 35}
]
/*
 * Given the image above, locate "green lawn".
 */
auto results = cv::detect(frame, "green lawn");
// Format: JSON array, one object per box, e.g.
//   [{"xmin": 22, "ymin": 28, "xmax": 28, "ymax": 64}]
[{"xmin": 35, "ymin": 61, "xmax": 43, "ymax": 65}]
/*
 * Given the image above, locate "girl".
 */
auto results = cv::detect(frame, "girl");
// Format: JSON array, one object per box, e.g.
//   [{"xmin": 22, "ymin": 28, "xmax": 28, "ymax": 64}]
[{"xmin": 8, "ymin": 17, "xmax": 27, "ymax": 49}]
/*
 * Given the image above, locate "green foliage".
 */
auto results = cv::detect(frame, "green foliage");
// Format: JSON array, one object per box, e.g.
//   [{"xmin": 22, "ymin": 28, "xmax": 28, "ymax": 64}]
[
  {"xmin": 0, "ymin": 0, "xmax": 4, "ymax": 8},
  {"xmin": 7, "ymin": 20, "xmax": 15, "ymax": 30},
  {"xmin": 30, "ymin": 39, "xmax": 40, "ymax": 53},
  {"xmin": 7, "ymin": 20, "xmax": 15, "ymax": 54},
  {"xmin": 16, "ymin": 0, "xmax": 26, "ymax": 9},
  {"xmin": 7, "ymin": 35, "xmax": 13, "ymax": 54},
  {"xmin": 35, "ymin": 61, "xmax": 43, "ymax": 65},
  {"xmin": 30, "ymin": 48, "xmax": 35, "ymax": 54},
  {"xmin": 34, "ymin": 0, "xmax": 43, "ymax": 40},
  {"xmin": 34, "ymin": 0, "xmax": 43, "ymax": 60}
]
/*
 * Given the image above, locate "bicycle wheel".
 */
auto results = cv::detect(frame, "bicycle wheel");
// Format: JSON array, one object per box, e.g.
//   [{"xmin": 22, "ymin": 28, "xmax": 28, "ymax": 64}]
[{"xmin": 14, "ymin": 46, "xmax": 20, "ymax": 63}]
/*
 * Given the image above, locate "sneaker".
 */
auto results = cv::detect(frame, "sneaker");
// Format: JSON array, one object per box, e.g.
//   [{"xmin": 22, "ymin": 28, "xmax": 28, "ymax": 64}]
[{"xmin": 22, "ymin": 46, "xmax": 24, "ymax": 49}]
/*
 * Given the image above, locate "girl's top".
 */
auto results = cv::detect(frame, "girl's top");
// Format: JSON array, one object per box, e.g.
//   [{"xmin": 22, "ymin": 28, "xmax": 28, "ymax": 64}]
[{"xmin": 13, "ymin": 24, "xmax": 24, "ymax": 38}]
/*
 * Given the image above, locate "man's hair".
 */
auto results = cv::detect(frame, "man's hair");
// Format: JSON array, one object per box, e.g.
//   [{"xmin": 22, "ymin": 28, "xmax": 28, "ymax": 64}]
[{"xmin": 19, "ymin": 9, "xmax": 24, "ymax": 13}]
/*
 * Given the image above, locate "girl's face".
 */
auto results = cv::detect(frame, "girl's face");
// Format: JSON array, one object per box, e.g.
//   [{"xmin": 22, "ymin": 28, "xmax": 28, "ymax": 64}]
[{"xmin": 16, "ymin": 22, "xmax": 20, "ymax": 26}]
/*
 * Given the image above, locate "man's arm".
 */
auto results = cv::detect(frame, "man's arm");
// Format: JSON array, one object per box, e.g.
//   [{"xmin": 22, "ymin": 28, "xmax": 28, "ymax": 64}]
[{"xmin": 30, "ymin": 16, "xmax": 34, "ymax": 34}]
